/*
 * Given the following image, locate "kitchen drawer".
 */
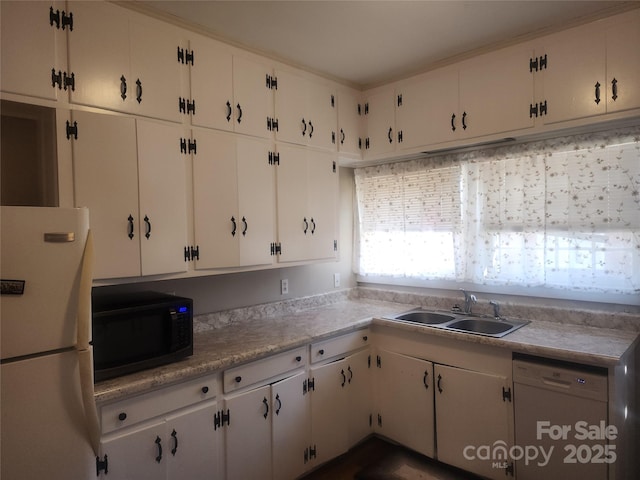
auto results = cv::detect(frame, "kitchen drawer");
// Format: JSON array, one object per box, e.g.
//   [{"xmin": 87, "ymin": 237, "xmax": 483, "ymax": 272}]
[
  {"xmin": 100, "ymin": 372, "xmax": 218, "ymax": 434},
  {"xmin": 224, "ymin": 346, "xmax": 307, "ymax": 393},
  {"xmin": 310, "ymin": 328, "xmax": 371, "ymax": 363}
]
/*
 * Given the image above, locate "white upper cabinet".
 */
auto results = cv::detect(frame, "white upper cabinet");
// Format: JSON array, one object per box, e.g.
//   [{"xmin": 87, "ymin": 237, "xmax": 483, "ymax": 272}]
[
  {"xmin": 192, "ymin": 130, "xmax": 275, "ymax": 270},
  {"xmin": 337, "ymin": 89, "xmax": 363, "ymax": 158},
  {"xmin": 67, "ymin": 2, "xmax": 184, "ymax": 122},
  {"xmin": 605, "ymin": 9, "xmax": 640, "ymax": 113},
  {"xmin": 188, "ymin": 34, "xmax": 235, "ymax": 132},
  {"xmin": 275, "ymin": 69, "xmax": 338, "ymax": 151},
  {"xmin": 233, "ymin": 55, "xmax": 275, "ymax": 139},
  {"xmin": 362, "ymin": 86, "xmax": 397, "ymax": 160},
  {"xmin": 1, "ymin": 1, "xmax": 67, "ymax": 100}
]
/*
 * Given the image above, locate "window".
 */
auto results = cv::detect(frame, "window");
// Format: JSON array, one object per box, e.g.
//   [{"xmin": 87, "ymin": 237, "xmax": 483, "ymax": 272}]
[{"xmin": 354, "ymin": 127, "xmax": 640, "ymax": 300}]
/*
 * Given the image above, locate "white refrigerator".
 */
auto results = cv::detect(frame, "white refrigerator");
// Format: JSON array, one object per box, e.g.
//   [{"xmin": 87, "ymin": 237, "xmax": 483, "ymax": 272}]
[{"xmin": 1, "ymin": 206, "xmax": 100, "ymax": 480}]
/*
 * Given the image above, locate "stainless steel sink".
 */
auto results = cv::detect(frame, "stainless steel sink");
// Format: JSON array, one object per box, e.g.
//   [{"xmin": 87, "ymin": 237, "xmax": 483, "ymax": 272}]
[
  {"xmin": 386, "ymin": 308, "xmax": 529, "ymax": 337},
  {"xmin": 393, "ymin": 310, "xmax": 456, "ymax": 325}
]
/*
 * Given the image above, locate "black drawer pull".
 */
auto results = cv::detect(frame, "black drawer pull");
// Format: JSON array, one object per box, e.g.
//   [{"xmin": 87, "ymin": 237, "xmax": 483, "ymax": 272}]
[
  {"xmin": 295, "ymin": 355, "xmax": 302, "ymax": 362},
  {"xmin": 235, "ymin": 376, "xmax": 242, "ymax": 383},
  {"xmin": 118, "ymin": 412, "xmax": 127, "ymax": 422},
  {"xmin": 318, "ymin": 349, "xmax": 325, "ymax": 355},
  {"xmin": 201, "ymin": 386, "xmax": 209, "ymax": 394},
  {"xmin": 363, "ymin": 335, "xmax": 368, "ymax": 341}
]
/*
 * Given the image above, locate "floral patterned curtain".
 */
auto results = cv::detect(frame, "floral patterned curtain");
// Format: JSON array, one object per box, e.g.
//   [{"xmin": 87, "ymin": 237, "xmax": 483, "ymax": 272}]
[{"xmin": 354, "ymin": 126, "xmax": 640, "ymax": 296}]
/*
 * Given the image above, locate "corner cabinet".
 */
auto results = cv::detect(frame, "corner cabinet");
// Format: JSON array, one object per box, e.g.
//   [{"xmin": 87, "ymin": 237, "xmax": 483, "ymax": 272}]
[
  {"xmin": 192, "ymin": 130, "xmax": 276, "ymax": 270},
  {"xmin": 276, "ymin": 144, "xmax": 339, "ymax": 263},
  {"xmin": 0, "ymin": 1, "xmax": 67, "ymax": 101},
  {"xmin": 71, "ymin": 110, "xmax": 188, "ymax": 279}
]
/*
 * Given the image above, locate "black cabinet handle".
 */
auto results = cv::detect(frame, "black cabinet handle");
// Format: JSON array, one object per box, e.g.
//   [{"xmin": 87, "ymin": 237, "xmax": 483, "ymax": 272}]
[
  {"xmin": 201, "ymin": 386, "xmax": 209, "ymax": 394},
  {"xmin": 241, "ymin": 216, "xmax": 248, "ymax": 236},
  {"xmin": 595, "ymin": 82, "xmax": 601, "ymax": 105},
  {"xmin": 143, "ymin": 215, "xmax": 151, "ymax": 239},
  {"xmin": 236, "ymin": 103, "xmax": 243, "ymax": 123},
  {"xmin": 118, "ymin": 412, "xmax": 127, "ymax": 421},
  {"xmin": 437, "ymin": 374, "xmax": 443, "ymax": 393},
  {"xmin": 318, "ymin": 349, "xmax": 325, "ymax": 355},
  {"xmin": 340, "ymin": 128, "xmax": 345, "ymax": 144},
  {"xmin": 303, "ymin": 217, "xmax": 309, "ymax": 234},
  {"xmin": 309, "ymin": 120, "xmax": 314, "ymax": 138},
  {"xmin": 275, "ymin": 394, "xmax": 282, "ymax": 415},
  {"xmin": 235, "ymin": 375, "xmax": 242, "ymax": 383},
  {"xmin": 423, "ymin": 371, "xmax": 429, "ymax": 389},
  {"xmin": 347, "ymin": 366, "xmax": 353, "ymax": 384},
  {"xmin": 302, "ymin": 118, "xmax": 307, "ymax": 136},
  {"xmin": 310, "ymin": 217, "xmax": 316, "ymax": 235},
  {"xmin": 451, "ymin": 113, "xmax": 456, "ymax": 132},
  {"xmin": 155, "ymin": 436, "xmax": 163, "ymax": 463},
  {"xmin": 611, "ymin": 78, "xmax": 618, "ymax": 101},
  {"xmin": 462, "ymin": 111, "xmax": 467, "ymax": 130},
  {"xmin": 226, "ymin": 101, "xmax": 232, "ymax": 122},
  {"xmin": 388, "ymin": 127, "xmax": 393, "ymax": 143},
  {"xmin": 262, "ymin": 397, "xmax": 269, "ymax": 419},
  {"xmin": 231, "ymin": 216, "xmax": 237, "ymax": 237},
  {"xmin": 120, "ymin": 75, "xmax": 127, "ymax": 100},
  {"xmin": 136, "ymin": 79, "xmax": 142, "ymax": 104},
  {"xmin": 340, "ymin": 369, "xmax": 346, "ymax": 387},
  {"xmin": 170, "ymin": 429, "xmax": 178, "ymax": 456},
  {"xmin": 127, "ymin": 215, "xmax": 135, "ymax": 239}
]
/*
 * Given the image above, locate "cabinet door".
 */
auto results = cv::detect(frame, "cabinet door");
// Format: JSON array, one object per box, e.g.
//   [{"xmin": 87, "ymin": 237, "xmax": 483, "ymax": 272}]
[
  {"xmin": 310, "ymin": 358, "xmax": 350, "ymax": 466},
  {"xmin": 434, "ymin": 364, "xmax": 511, "ymax": 480},
  {"xmin": 129, "ymin": 19, "xmax": 184, "ymax": 123},
  {"xmin": 100, "ymin": 421, "xmax": 166, "ymax": 480},
  {"xmin": 307, "ymin": 82, "xmax": 337, "ymax": 151},
  {"xmin": 190, "ymin": 34, "xmax": 234, "ymax": 131},
  {"xmin": 236, "ymin": 137, "xmax": 276, "ymax": 267},
  {"xmin": 225, "ymin": 385, "xmax": 272, "ymax": 480},
  {"xmin": 376, "ymin": 350, "xmax": 435, "ymax": 457},
  {"xmin": 363, "ymin": 87, "xmax": 396, "ymax": 159},
  {"xmin": 0, "ymin": 1, "xmax": 64, "ymax": 100},
  {"xmin": 136, "ymin": 120, "xmax": 189, "ymax": 276},
  {"xmin": 606, "ymin": 10, "xmax": 640, "ymax": 113},
  {"xmin": 347, "ymin": 349, "xmax": 373, "ymax": 446},
  {"xmin": 166, "ymin": 401, "xmax": 220, "ymax": 480},
  {"xmin": 192, "ymin": 129, "xmax": 239, "ymax": 269},
  {"xmin": 71, "ymin": 111, "xmax": 141, "ymax": 279},
  {"xmin": 67, "ymin": 1, "xmax": 131, "ymax": 112},
  {"xmin": 337, "ymin": 90, "xmax": 363, "ymax": 156},
  {"xmin": 275, "ymin": 143, "xmax": 309, "ymax": 262},
  {"xmin": 541, "ymin": 23, "xmax": 606, "ymax": 124},
  {"xmin": 307, "ymin": 150, "xmax": 338, "ymax": 261},
  {"xmin": 274, "ymin": 69, "xmax": 308, "ymax": 146},
  {"xmin": 460, "ymin": 42, "xmax": 535, "ymax": 138},
  {"xmin": 396, "ymin": 68, "xmax": 459, "ymax": 148},
  {"xmin": 233, "ymin": 56, "xmax": 273, "ymax": 139},
  {"xmin": 271, "ymin": 372, "xmax": 310, "ymax": 480}
]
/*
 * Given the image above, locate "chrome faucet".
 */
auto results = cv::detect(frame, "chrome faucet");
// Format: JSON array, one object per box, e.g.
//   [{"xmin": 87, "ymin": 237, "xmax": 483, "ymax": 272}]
[
  {"xmin": 489, "ymin": 300, "xmax": 501, "ymax": 319},
  {"xmin": 460, "ymin": 289, "xmax": 477, "ymax": 315}
]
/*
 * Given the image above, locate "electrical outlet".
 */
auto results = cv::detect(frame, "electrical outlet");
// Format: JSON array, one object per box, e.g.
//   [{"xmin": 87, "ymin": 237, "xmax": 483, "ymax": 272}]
[
  {"xmin": 281, "ymin": 279, "xmax": 289, "ymax": 295},
  {"xmin": 334, "ymin": 273, "xmax": 341, "ymax": 288}
]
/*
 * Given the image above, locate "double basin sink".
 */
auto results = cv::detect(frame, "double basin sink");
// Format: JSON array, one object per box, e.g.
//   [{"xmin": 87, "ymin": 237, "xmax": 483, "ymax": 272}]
[{"xmin": 386, "ymin": 309, "xmax": 529, "ymax": 338}]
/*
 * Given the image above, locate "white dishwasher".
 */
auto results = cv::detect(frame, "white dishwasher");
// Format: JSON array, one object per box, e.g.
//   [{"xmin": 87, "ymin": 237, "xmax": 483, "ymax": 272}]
[{"xmin": 513, "ymin": 356, "xmax": 610, "ymax": 480}]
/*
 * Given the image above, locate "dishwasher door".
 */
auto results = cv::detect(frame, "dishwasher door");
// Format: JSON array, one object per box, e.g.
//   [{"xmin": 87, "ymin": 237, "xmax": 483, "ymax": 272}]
[{"xmin": 513, "ymin": 357, "xmax": 610, "ymax": 480}]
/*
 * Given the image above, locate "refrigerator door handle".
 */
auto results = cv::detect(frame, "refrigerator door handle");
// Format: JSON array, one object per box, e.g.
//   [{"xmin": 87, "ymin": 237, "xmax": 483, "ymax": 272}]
[{"xmin": 76, "ymin": 230, "xmax": 101, "ymax": 455}]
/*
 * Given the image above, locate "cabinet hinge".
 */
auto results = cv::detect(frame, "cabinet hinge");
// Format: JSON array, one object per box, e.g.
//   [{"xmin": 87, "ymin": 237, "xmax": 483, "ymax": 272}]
[
  {"xmin": 369, "ymin": 413, "xmax": 373, "ymax": 426},
  {"xmin": 214, "ymin": 409, "xmax": 230, "ymax": 430},
  {"xmin": 267, "ymin": 117, "xmax": 279, "ymax": 132},
  {"xmin": 397, "ymin": 94, "xmax": 403, "ymax": 107},
  {"xmin": 364, "ymin": 103, "xmax": 369, "ymax": 115},
  {"xmin": 333, "ymin": 240, "xmax": 338, "ymax": 252},
  {"xmin": 66, "ymin": 121, "xmax": 78, "ymax": 140},
  {"xmin": 180, "ymin": 138, "xmax": 187, "ymax": 154},
  {"xmin": 376, "ymin": 355, "xmax": 381, "ymax": 368},
  {"xmin": 304, "ymin": 377, "xmax": 315, "ymax": 394},
  {"xmin": 188, "ymin": 139, "xmax": 197, "ymax": 154},
  {"xmin": 50, "ymin": 7, "xmax": 61, "ymax": 28},
  {"xmin": 51, "ymin": 69, "xmax": 63, "ymax": 89},
  {"xmin": 177, "ymin": 47, "xmax": 194, "ymax": 65},
  {"xmin": 365, "ymin": 138, "xmax": 370, "ymax": 149},
  {"xmin": 63, "ymin": 72, "xmax": 75, "ymax": 91},
  {"xmin": 377, "ymin": 414, "xmax": 383, "ymax": 427},
  {"xmin": 357, "ymin": 104, "xmax": 362, "ymax": 116},
  {"xmin": 61, "ymin": 10, "xmax": 73, "ymax": 31},
  {"xmin": 332, "ymin": 161, "xmax": 337, "ymax": 173},
  {"xmin": 397, "ymin": 130, "xmax": 403, "ymax": 143},
  {"xmin": 179, "ymin": 98, "xmax": 196, "ymax": 115},
  {"xmin": 358, "ymin": 138, "xmax": 362, "ymax": 150},
  {"xmin": 368, "ymin": 354, "xmax": 371, "ymax": 368},
  {"xmin": 184, "ymin": 245, "xmax": 200, "ymax": 262},
  {"xmin": 270, "ymin": 242, "xmax": 282, "ymax": 256},
  {"xmin": 529, "ymin": 101, "xmax": 547, "ymax": 118},
  {"xmin": 332, "ymin": 131, "xmax": 336, "ymax": 144},
  {"xmin": 266, "ymin": 74, "xmax": 278, "ymax": 90},
  {"xmin": 268, "ymin": 151, "xmax": 280, "ymax": 165},
  {"xmin": 331, "ymin": 94, "xmax": 335, "ymax": 108},
  {"xmin": 529, "ymin": 54, "xmax": 547, "ymax": 73},
  {"xmin": 502, "ymin": 386, "xmax": 512, "ymax": 402},
  {"xmin": 96, "ymin": 455, "xmax": 108, "ymax": 475}
]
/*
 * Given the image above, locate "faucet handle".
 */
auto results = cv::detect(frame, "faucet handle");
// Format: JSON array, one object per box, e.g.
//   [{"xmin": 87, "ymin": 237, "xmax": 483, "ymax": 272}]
[{"xmin": 489, "ymin": 300, "xmax": 501, "ymax": 319}]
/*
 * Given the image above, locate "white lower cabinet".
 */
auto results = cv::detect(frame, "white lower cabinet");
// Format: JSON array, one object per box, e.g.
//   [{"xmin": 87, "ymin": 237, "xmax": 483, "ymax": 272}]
[
  {"xmin": 97, "ymin": 374, "xmax": 221, "ymax": 480},
  {"xmin": 434, "ymin": 364, "xmax": 512, "ymax": 480},
  {"xmin": 374, "ymin": 350, "xmax": 435, "ymax": 458}
]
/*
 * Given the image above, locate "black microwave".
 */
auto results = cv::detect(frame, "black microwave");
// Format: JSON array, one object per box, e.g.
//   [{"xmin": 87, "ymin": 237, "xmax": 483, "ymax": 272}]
[{"xmin": 91, "ymin": 291, "xmax": 193, "ymax": 382}]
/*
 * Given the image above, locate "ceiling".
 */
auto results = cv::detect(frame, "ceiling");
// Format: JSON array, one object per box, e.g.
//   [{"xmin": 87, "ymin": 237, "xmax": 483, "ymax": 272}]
[{"xmin": 136, "ymin": 1, "xmax": 636, "ymax": 89}]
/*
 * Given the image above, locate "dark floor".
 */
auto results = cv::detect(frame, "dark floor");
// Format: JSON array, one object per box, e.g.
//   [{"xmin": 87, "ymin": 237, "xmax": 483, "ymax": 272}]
[{"xmin": 301, "ymin": 437, "xmax": 483, "ymax": 480}]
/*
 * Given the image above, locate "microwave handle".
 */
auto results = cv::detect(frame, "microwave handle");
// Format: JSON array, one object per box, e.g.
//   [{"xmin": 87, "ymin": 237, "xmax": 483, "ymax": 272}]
[{"xmin": 76, "ymin": 229, "xmax": 101, "ymax": 456}]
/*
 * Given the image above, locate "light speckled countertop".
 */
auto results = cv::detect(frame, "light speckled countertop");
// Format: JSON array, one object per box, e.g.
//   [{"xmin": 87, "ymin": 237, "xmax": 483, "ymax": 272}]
[{"xmin": 94, "ymin": 289, "xmax": 639, "ymax": 404}]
